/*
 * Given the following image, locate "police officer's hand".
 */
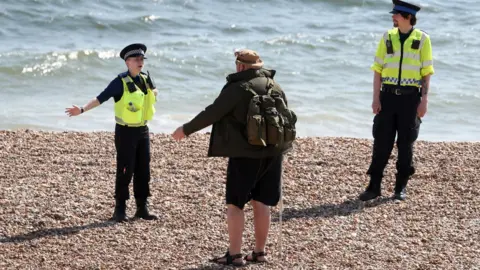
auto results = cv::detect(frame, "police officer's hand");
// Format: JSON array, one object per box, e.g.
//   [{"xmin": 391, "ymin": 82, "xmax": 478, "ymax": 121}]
[
  {"xmin": 372, "ymin": 98, "xmax": 381, "ymax": 114},
  {"xmin": 65, "ymin": 105, "xmax": 82, "ymax": 117},
  {"xmin": 172, "ymin": 126, "xmax": 186, "ymax": 141},
  {"xmin": 152, "ymin": 89, "xmax": 158, "ymax": 96},
  {"xmin": 417, "ymin": 99, "xmax": 428, "ymax": 118}
]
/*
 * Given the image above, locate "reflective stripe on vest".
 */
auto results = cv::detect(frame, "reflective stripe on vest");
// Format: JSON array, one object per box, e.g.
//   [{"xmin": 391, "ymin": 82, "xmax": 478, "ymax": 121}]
[
  {"xmin": 114, "ymin": 73, "xmax": 155, "ymax": 127},
  {"xmin": 124, "ymin": 76, "xmax": 133, "ymax": 83},
  {"xmin": 384, "ymin": 51, "xmax": 420, "ymax": 61},
  {"xmin": 381, "ymin": 28, "xmax": 426, "ymax": 87},
  {"xmin": 383, "ymin": 63, "xmax": 421, "ymax": 70},
  {"xmin": 422, "ymin": 60, "xmax": 433, "ymax": 67}
]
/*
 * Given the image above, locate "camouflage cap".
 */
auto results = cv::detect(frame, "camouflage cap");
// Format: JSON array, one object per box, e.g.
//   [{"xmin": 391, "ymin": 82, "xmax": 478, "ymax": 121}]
[{"xmin": 234, "ymin": 49, "xmax": 264, "ymax": 69}]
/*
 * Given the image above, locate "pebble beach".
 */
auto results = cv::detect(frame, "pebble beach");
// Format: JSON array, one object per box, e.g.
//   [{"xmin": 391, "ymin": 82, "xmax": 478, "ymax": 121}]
[{"xmin": 0, "ymin": 130, "xmax": 479, "ymax": 269}]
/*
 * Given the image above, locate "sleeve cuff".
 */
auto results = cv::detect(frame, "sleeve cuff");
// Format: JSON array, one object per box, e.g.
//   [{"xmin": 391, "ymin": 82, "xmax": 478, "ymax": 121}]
[
  {"xmin": 183, "ymin": 123, "xmax": 194, "ymax": 136},
  {"xmin": 96, "ymin": 95, "xmax": 105, "ymax": 104},
  {"xmin": 371, "ymin": 65, "xmax": 382, "ymax": 73},
  {"xmin": 421, "ymin": 68, "xmax": 434, "ymax": 77}
]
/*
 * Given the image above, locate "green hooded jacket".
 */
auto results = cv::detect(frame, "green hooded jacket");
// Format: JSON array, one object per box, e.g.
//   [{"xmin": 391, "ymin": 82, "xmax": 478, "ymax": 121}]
[{"xmin": 183, "ymin": 68, "xmax": 293, "ymax": 158}]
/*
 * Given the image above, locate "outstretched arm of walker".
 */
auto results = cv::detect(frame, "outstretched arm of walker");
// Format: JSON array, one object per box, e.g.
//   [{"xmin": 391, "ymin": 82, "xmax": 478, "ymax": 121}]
[{"xmin": 65, "ymin": 98, "xmax": 100, "ymax": 117}]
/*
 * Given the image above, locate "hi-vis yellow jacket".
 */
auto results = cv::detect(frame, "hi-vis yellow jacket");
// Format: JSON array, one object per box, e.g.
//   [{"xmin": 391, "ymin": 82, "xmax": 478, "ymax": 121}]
[
  {"xmin": 114, "ymin": 73, "xmax": 156, "ymax": 127},
  {"xmin": 371, "ymin": 28, "xmax": 434, "ymax": 87}
]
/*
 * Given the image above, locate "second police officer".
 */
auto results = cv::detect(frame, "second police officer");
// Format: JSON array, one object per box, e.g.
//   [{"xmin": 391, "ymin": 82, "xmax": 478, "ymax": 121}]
[{"xmin": 360, "ymin": 0, "xmax": 434, "ymax": 201}]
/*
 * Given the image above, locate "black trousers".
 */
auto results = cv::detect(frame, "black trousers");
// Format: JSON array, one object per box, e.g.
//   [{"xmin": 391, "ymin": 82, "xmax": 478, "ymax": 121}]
[
  {"xmin": 114, "ymin": 124, "xmax": 151, "ymax": 201},
  {"xmin": 367, "ymin": 89, "xmax": 422, "ymax": 191}
]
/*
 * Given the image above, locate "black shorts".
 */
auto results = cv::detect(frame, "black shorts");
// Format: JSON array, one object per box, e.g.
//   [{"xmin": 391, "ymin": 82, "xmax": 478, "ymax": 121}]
[{"xmin": 225, "ymin": 155, "xmax": 283, "ymax": 210}]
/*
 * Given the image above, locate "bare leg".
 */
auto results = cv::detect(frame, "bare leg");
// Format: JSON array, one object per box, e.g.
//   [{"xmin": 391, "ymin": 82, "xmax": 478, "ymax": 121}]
[
  {"xmin": 248, "ymin": 200, "xmax": 269, "ymax": 262},
  {"xmin": 213, "ymin": 204, "xmax": 244, "ymax": 264}
]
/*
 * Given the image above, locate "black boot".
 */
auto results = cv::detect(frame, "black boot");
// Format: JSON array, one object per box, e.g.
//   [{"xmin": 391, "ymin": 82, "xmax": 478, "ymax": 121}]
[
  {"xmin": 394, "ymin": 188, "xmax": 407, "ymax": 201},
  {"xmin": 359, "ymin": 176, "xmax": 382, "ymax": 201},
  {"xmin": 134, "ymin": 198, "xmax": 158, "ymax": 220},
  {"xmin": 394, "ymin": 175, "xmax": 409, "ymax": 201},
  {"xmin": 111, "ymin": 199, "xmax": 128, "ymax": 222}
]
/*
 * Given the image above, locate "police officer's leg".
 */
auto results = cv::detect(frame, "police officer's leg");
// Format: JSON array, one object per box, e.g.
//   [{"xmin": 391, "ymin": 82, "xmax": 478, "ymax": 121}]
[
  {"xmin": 361, "ymin": 95, "xmax": 397, "ymax": 201},
  {"xmin": 113, "ymin": 124, "xmax": 137, "ymax": 222},
  {"xmin": 132, "ymin": 126, "xmax": 157, "ymax": 220},
  {"xmin": 395, "ymin": 94, "xmax": 421, "ymax": 200}
]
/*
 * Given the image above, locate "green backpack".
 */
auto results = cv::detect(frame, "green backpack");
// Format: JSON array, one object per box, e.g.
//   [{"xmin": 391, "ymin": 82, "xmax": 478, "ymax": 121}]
[{"xmin": 245, "ymin": 78, "xmax": 297, "ymax": 147}]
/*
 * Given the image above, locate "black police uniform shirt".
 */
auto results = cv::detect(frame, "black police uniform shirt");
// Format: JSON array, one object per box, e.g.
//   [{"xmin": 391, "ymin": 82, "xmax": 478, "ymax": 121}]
[
  {"xmin": 97, "ymin": 71, "xmax": 147, "ymax": 104},
  {"xmin": 399, "ymin": 28, "xmax": 414, "ymax": 44}
]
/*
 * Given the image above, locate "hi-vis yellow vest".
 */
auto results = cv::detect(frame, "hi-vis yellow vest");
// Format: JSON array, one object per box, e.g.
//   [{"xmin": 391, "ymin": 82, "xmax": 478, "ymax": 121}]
[
  {"xmin": 114, "ymin": 73, "xmax": 156, "ymax": 127},
  {"xmin": 371, "ymin": 28, "xmax": 434, "ymax": 87}
]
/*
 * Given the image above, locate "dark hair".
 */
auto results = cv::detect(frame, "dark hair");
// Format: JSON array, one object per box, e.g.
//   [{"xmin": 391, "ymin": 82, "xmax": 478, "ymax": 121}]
[{"xmin": 400, "ymin": 12, "xmax": 417, "ymax": 26}]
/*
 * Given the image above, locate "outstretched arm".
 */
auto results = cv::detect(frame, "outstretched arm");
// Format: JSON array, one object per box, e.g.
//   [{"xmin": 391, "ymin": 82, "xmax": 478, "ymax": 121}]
[
  {"xmin": 65, "ymin": 98, "xmax": 100, "ymax": 117},
  {"xmin": 66, "ymin": 77, "xmax": 123, "ymax": 117},
  {"xmin": 172, "ymin": 84, "xmax": 242, "ymax": 141}
]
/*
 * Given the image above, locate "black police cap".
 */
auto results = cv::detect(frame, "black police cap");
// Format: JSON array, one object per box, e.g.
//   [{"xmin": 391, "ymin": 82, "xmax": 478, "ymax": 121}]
[{"xmin": 120, "ymin": 43, "xmax": 147, "ymax": 60}]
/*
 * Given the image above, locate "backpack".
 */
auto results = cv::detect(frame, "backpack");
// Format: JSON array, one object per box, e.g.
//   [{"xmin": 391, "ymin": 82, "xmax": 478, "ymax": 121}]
[{"xmin": 245, "ymin": 78, "xmax": 297, "ymax": 147}]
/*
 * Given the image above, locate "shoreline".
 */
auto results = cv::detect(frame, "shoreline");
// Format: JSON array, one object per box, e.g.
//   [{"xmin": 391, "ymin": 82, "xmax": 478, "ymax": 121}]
[
  {"xmin": 1, "ymin": 130, "xmax": 479, "ymax": 269},
  {"xmin": 1, "ymin": 128, "xmax": 478, "ymax": 144}
]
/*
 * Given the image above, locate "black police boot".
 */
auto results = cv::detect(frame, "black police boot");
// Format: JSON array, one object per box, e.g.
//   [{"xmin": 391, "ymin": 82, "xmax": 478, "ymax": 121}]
[
  {"xmin": 111, "ymin": 199, "xmax": 128, "ymax": 222},
  {"xmin": 394, "ymin": 175, "xmax": 409, "ymax": 201},
  {"xmin": 394, "ymin": 188, "xmax": 407, "ymax": 201},
  {"xmin": 359, "ymin": 177, "xmax": 382, "ymax": 201},
  {"xmin": 134, "ymin": 198, "xmax": 158, "ymax": 220},
  {"xmin": 359, "ymin": 189, "xmax": 381, "ymax": 201}
]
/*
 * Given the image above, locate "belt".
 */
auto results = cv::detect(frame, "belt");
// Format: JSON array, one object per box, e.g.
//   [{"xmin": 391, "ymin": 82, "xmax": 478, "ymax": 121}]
[
  {"xmin": 381, "ymin": 85, "xmax": 420, "ymax": 95},
  {"xmin": 116, "ymin": 122, "xmax": 148, "ymax": 128},
  {"xmin": 115, "ymin": 117, "xmax": 148, "ymax": 127}
]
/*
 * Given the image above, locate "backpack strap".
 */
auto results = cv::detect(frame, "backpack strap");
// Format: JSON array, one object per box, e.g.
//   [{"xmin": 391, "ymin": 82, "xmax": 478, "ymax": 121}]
[
  {"xmin": 266, "ymin": 78, "xmax": 275, "ymax": 96},
  {"xmin": 243, "ymin": 79, "xmax": 275, "ymax": 96},
  {"xmin": 242, "ymin": 82, "xmax": 258, "ymax": 96}
]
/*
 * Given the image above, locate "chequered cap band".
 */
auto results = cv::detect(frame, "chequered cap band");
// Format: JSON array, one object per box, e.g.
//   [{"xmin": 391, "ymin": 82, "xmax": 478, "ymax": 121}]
[{"xmin": 124, "ymin": 49, "xmax": 145, "ymax": 59}]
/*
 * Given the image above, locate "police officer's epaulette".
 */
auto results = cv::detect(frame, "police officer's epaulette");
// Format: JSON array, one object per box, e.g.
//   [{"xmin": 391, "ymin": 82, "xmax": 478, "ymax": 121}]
[
  {"xmin": 419, "ymin": 29, "xmax": 430, "ymax": 37},
  {"xmin": 117, "ymin": 71, "xmax": 129, "ymax": 79},
  {"xmin": 117, "ymin": 72, "xmax": 137, "ymax": 93}
]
